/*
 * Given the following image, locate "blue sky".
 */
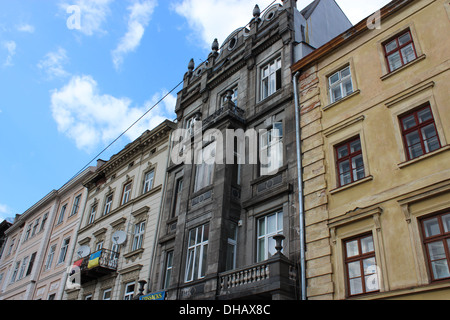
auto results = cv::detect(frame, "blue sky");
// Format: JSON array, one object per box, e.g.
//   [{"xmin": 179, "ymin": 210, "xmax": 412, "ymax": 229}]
[{"xmin": 0, "ymin": 0, "xmax": 391, "ymax": 222}]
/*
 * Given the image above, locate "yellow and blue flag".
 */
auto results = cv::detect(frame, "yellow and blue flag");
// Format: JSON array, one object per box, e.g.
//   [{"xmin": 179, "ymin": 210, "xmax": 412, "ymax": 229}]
[{"xmin": 87, "ymin": 250, "xmax": 102, "ymax": 269}]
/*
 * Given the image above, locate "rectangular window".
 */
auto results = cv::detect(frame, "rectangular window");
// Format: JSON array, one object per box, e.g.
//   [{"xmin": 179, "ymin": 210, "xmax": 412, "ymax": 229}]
[
  {"xmin": 261, "ymin": 57, "xmax": 282, "ymax": 100},
  {"xmin": 226, "ymin": 223, "xmax": 238, "ymax": 271},
  {"xmin": 26, "ymin": 252, "xmax": 36, "ymax": 276},
  {"xmin": 31, "ymin": 218, "xmax": 40, "ymax": 237},
  {"xmin": 143, "ymin": 170, "xmax": 155, "ymax": 194},
  {"xmin": 103, "ymin": 194, "xmax": 113, "ymax": 216},
  {"xmin": 421, "ymin": 212, "xmax": 450, "ymax": 281},
  {"xmin": 121, "ymin": 182, "xmax": 132, "ymax": 205},
  {"xmin": 329, "ymin": 66, "xmax": 353, "ymax": 103},
  {"xmin": 163, "ymin": 251, "xmax": 174, "ymax": 289},
  {"xmin": 400, "ymin": 104, "xmax": 441, "ymax": 161},
  {"xmin": 7, "ymin": 239, "xmax": 15, "ymax": 256},
  {"xmin": 18, "ymin": 256, "xmax": 29, "ymax": 280},
  {"xmin": 58, "ymin": 238, "xmax": 70, "ymax": 264},
  {"xmin": 185, "ymin": 224, "xmax": 209, "ymax": 282},
  {"xmin": 10, "ymin": 261, "xmax": 20, "ymax": 283},
  {"xmin": 46, "ymin": 245, "xmax": 56, "ymax": 270},
  {"xmin": 172, "ymin": 178, "xmax": 183, "ymax": 218},
  {"xmin": 221, "ymin": 87, "xmax": 238, "ymax": 108},
  {"xmin": 335, "ymin": 137, "xmax": 365, "ymax": 187},
  {"xmin": 70, "ymin": 195, "xmax": 82, "ymax": 216},
  {"xmin": 57, "ymin": 204, "xmax": 67, "ymax": 224},
  {"xmin": 88, "ymin": 204, "xmax": 97, "ymax": 225},
  {"xmin": 124, "ymin": 282, "xmax": 135, "ymax": 300},
  {"xmin": 257, "ymin": 211, "xmax": 283, "ymax": 262},
  {"xmin": 40, "ymin": 213, "xmax": 48, "ymax": 232},
  {"xmin": 260, "ymin": 122, "xmax": 283, "ymax": 176},
  {"xmin": 103, "ymin": 288, "xmax": 112, "ymax": 300},
  {"xmin": 344, "ymin": 234, "xmax": 379, "ymax": 296},
  {"xmin": 384, "ymin": 30, "xmax": 417, "ymax": 73},
  {"xmin": 24, "ymin": 224, "xmax": 31, "ymax": 241},
  {"xmin": 194, "ymin": 142, "xmax": 216, "ymax": 192},
  {"xmin": 132, "ymin": 222, "xmax": 145, "ymax": 251}
]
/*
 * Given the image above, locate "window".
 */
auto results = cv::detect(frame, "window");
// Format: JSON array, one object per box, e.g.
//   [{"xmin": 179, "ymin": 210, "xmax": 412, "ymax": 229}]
[
  {"xmin": 26, "ymin": 252, "xmax": 36, "ymax": 277},
  {"xmin": 132, "ymin": 222, "xmax": 145, "ymax": 251},
  {"xmin": 163, "ymin": 251, "xmax": 174, "ymax": 289},
  {"xmin": 57, "ymin": 204, "xmax": 67, "ymax": 224},
  {"xmin": 344, "ymin": 234, "xmax": 379, "ymax": 296},
  {"xmin": 40, "ymin": 213, "xmax": 48, "ymax": 232},
  {"xmin": 58, "ymin": 238, "xmax": 70, "ymax": 264},
  {"xmin": 124, "ymin": 282, "xmax": 135, "ymax": 300},
  {"xmin": 18, "ymin": 256, "xmax": 29, "ymax": 280},
  {"xmin": 172, "ymin": 178, "xmax": 183, "ymax": 218},
  {"xmin": 103, "ymin": 288, "xmax": 112, "ymax": 300},
  {"xmin": 7, "ymin": 239, "xmax": 15, "ymax": 256},
  {"xmin": 84, "ymin": 294, "xmax": 92, "ymax": 300},
  {"xmin": 185, "ymin": 224, "xmax": 209, "ymax": 282},
  {"xmin": 143, "ymin": 170, "xmax": 155, "ymax": 194},
  {"xmin": 88, "ymin": 204, "xmax": 97, "ymax": 225},
  {"xmin": 226, "ymin": 224, "xmax": 238, "ymax": 271},
  {"xmin": 10, "ymin": 261, "xmax": 20, "ymax": 283},
  {"xmin": 194, "ymin": 142, "xmax": 216, "ymax": 192},
  {"xmin": 260, "ymin": 122, "xmax": 283, "ymax": 176},
  {"xmin": 103, "ymin": 194, "xmax": 113, "ymax": 216},
  {"xmin": 400, "ymin": 104, "xmax": 441, "ymax": 161},
  {"xmin": 121, "ymin": 182, "xmax": 132, "ymax": 205},
  {"xmin": 384, "ymin": 30, "xmax": 417, "ymax": 73},
  {"xmin": 329, "ymin": 66, "xmax": 353, "ymax": 103},
  {"xmin": 24, "ymin": 224, "xmax": 31, "ymax": 241},
  {"xmin": 96, "ymin": 241, "xmax": 104, "ymax": 251},
  {"xmin": 31, "ymin": 218, "xmax": 40, "ymax": 237},
  {"xmin": 421, "ymin": 212, "xmax": 450, "ymax": 281},
  {"xmin": 257, "ymin": 211, "xmax": 283, "ymax": 262},
  {"xmin": 46, "ymin": 245, "xmax": 56, "ymax": 270},
  {"xmin": 221, "ymin": 87, "xmax": 238, "ymax": 107},
  {"xmin": 261, "ymin": 57, "xmax": 282, "ymax": 100},
  {"xmin": 70, "ymin": 195, "xmax": 82, "ymax": 216},
  {"xmin": 335, "ymin": 137, "xmax": 365, "ymax": 187}
]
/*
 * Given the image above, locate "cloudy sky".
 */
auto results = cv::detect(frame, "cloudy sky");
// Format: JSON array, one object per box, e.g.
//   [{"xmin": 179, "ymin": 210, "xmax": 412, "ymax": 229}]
[{"xmin": 0, "ymin": 0, "xmax": 391, "ymax": 222}]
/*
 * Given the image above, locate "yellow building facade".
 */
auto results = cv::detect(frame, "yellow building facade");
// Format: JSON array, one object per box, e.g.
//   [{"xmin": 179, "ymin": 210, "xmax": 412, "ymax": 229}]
[{"xmin": 292, "ymin": 0, "xmax": 450, "ymax": 299}]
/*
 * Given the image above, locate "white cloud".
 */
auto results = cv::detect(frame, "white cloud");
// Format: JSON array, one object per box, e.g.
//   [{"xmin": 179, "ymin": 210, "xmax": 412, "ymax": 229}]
[
  {"xmin": 50, "ymin": 75, "xmax": 176, "ymax": 152},
  {"xmin": 2, "ymin": 40, "xmax": 16, "ymax": 67},
  {"xmin": 112, "ymin": 0, "xmax": 158, "ymax": 70},
  {"xmin": 171, "ymin": 0, "xmax": 282, "ymax": 50},
  {"xmin": 60, "ymin": 0, "xmax": 113, "ymax": 36},
  {"xmin": 37, "ymin": 47, "xmax": 70, "ymax": 80},
  {"xmin": 0, "ymin": 204, "xmax": 12, "ymax": 223},
  {"xmin": 17, "ymin": 24, "xmax": 35, "ymax": 33}
]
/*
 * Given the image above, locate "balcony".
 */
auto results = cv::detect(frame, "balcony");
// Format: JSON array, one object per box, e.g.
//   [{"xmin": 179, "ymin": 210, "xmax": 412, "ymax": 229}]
[
  {"xmin": 79, "ymin": 249, "xmax": 118, "ymax": 284},
  {"xmin": 217, "ymin": 253, "xmax": 298, "ymax": 300}
]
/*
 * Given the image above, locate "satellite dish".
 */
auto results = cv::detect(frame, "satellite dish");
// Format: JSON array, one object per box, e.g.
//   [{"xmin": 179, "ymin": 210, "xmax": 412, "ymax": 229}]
[
  {"xmin": 77, "ymin": 245, "xmax": 91, "ymax": 258},
  {"xmin": 112, "ymin": 231, "xmax": 127, "ymax": 245}
]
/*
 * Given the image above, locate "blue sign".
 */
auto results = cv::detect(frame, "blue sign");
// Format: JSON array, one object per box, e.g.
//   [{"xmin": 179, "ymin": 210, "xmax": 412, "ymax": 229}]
[{"xmin": 139, "ymin": 291, "xmax": 166, "ymax": 301}]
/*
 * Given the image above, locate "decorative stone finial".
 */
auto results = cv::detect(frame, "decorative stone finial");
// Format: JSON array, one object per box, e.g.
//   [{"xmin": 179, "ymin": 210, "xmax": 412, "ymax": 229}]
[
  {"xmin": 253, "ymin": 4, "xmax": 261, "ymax": 18},
  {"xmin": 187, "ymin": 58, "xmax": 195, "ymax": 77},
  {"xmin": 212, "ymin": 38, "xmax": 219, "ymax": 52}
]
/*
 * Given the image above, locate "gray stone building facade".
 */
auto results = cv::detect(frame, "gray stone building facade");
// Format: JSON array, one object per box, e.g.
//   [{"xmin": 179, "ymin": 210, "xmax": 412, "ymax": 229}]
[{"xmin": 149, "ymin": 0, "xmax": 352, "ymax": 300}]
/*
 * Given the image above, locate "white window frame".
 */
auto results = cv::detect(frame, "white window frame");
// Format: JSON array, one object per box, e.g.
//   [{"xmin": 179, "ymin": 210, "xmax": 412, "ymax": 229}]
[
  {"xmin": 185, "ymin": 224, "xmax": 209, "ymax": 282},
  {"xmin": 58, "ymin": 238, "xmax": 70, "ymax": 265},
  {"xmin": 260, "ymin": 57, "xmax": 282, "ymax": 101},
  {"xmin": 329, "ymin": 66, "xmax": 354, "ymax": 104},
  {"xmin": 121, "ymin": 182, "xmax": 132, "ymax": 205},
  {"xmin": 143, "ymin": 170, "xmax": 155, "ymax": 194},
  {"xmin": 132, "ymin": 222, "xmax": 145, "ymax": 251},
  {"xmin": 88, "ymin": 204, "xmax": 97, "ymax": 224},
  {"xmin": 70, "ymin": 194, "xmax": 82, "ymax": 216},
  {"xmin": 18, "ymin": 256, "xmax": 29, "ymax": 280},
  {"xmin": 46, "ymin": 245, "xmax": 56, "ymax": 270},
  {"xmin": 10, "ymin": 261, "xmax": 20, "ymax": 283},
  {"xmin": 103, "ymin": 194, "xmax": 113, "ymax": 216},
  {"xmin": 193, "ymin": 142, "xmax": 216, "ymax": 192},
  {"xmin": 259, "ymin": 122, "xmax": 283, "ymax": 176},
  {"xmin": 57, "ymin": 204, "xmax": 67, "ymax": 225},
  {"xmin": 257, "ymin": 211, "xmax": 283, "ymax": 262},
  {"xmin": 226, "ymin": 224, "xmax": 238, "ymax": 271},
  {"xmin": 124, "ymin": 282, "xmax": 135, "ymax": 300},
  {"xmin": 163, "ymin": 251, "xmax": 174, "ymax": 289},
  {"xmin": 103, "ymin": 288, "xmax": 112, "ymax": 300}
]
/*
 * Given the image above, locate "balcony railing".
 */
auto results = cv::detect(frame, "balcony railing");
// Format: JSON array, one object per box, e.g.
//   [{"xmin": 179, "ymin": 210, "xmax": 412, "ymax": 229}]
[
  {"xmin": 79, "ymin": 249, "xmax": 119, "ymax": 284},
  {"xmin": 218, "ymin": 254, "xmax": 298, "ymax": 299}
]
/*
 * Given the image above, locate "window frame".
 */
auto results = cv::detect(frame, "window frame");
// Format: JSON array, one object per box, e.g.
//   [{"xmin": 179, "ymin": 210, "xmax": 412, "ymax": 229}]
[
  {"xmin": 103, "ymin": 193, "xmax": 114, "ymax": 216},
  {"xmin": 399, "ymin": 104, "xmax": 441, "ymax": 161},
  {"xmin": 88, "ymin": 203, "xmax": 97, "ymax": 225},
  {"xmin": 383, "ymin": 29, "xmax": 418, "ymax": 73},
  {"xmin": 143, "ymin": 170, "xmax": 155, "ymax": 194},
  {"xmin": 121, "ymin": 182, "xmax": 132, "ymax": 205},
  {"xmin": 334, "ymin": 136, "xmax": 366, "ymax": 188},
  {"xmin": 256, "ymin": 211, "xmax": 283, "ymax": 262},
  {"xmin": 57, "ymin": 204, "xmax": 67, "ymax": 225},
  {"xmin": 344, "ymin": 233, "xmax": 380, "ymax": 297},
  {"xmin": 123, "ymin": 282, "xmax": 135, "ymax": 300},
  {"xmin": 58, "ymin": 237, "xmax": 70, "ymax": 265},
  {"xmin": 131, "ymin": 221, "xmax": 145, "ymax": 251},
  {"xmin": 185, "ymin": 223, "xmax": 209, "ymax": 282},
  {"xmin": 260, "ymin": 56, "xmax": 282, "ymax": 101},
  {"xmin": 259, "ymin": 122, "xmax": 283, "ymax": 176},
  {"xmin": 193, "ymin": 142, "xmax": 216, "ymax": 193},
  {"xmin": 70, "ymin": 194, "xmax": 82, "ymax": 217},
  {"xmin": 163, "ymin": 250, "xmax": 174, "ymax": 289},
  {"xmin": 328, "ymin": 65, "xmax": 354, "ymax": 104},
  {"xmin": 420, "ymin": 212, "xmax": 450, "ymax": 282}
]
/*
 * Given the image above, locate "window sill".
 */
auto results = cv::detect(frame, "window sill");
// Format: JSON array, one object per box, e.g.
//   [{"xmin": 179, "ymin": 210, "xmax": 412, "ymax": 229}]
[
  {"xmin": 330, "ymin": 175, "xmax": 373, "ymax": 195},
  {"xmin": 380, "ymin": 54, "xmax": 426, "ymax": 81},
  {"xmin": 323, "ymin": 90, "xmax": 361, "ymax": 111},
  {"xmin": 398, "ymin": 145, "xmax": 450, "ymax": 169}
]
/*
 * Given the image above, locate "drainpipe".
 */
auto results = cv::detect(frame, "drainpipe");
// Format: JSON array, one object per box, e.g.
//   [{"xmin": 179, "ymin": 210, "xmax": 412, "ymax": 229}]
[{"xmin": 293, "ymin": 71, "xmax": 306, "ymax": 300}]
